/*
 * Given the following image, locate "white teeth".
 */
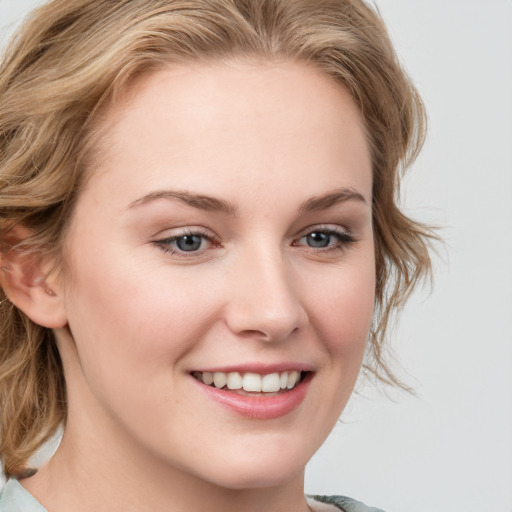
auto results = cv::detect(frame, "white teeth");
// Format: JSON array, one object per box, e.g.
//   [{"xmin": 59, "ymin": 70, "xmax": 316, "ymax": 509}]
[
  {"xmin": 243, "ymin": 372, "xmax": 262, "ymax": 392},
  {"xmin": 202, "ymin": 372, "xmax": 214, "ymax": 385},
  {"xmin": 198, "ymin": 370, "xmax": 305, "ymax": 393},
  {"xmin": 261, "ymin": 373, "xmax": 281, "ymax": 392},
  {"xmin": 287, "ymin": 370, "xmax": 299, "ymax": 389},
  {"xmin": 226, "ymin": 372, "xmax": 243, "ymax": 390},
  {"xmin": 213, "ymin": 372, "xmax": 227, "ymax": 389},
  {"xmin": 280, "ymin": 371, "xmax": 289, "ymax": 390}
]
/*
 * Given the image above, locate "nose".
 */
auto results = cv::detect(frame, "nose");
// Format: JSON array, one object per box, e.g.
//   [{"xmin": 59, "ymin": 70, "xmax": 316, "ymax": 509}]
[{"xmin": 224, "ymin": 249, "xmax": 308, "ymax": 342}]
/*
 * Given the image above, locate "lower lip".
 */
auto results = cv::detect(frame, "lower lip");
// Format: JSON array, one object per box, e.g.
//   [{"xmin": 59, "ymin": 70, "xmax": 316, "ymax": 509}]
[{"xmin": 194, "ymin": 373, "xmax": 312, "ymax": 420}]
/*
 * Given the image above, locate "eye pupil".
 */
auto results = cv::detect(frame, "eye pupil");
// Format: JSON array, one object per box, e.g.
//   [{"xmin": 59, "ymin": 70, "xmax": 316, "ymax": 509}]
[
  {"xmin": 176, "ymin": 235, "xmax": 202, "ymax": 251},
  {"xmin": 307, "ymin": 232, "xmax": 330, "ymax": 248}
]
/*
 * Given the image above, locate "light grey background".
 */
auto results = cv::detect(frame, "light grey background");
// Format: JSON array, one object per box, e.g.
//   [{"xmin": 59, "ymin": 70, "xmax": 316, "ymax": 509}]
[{"xmin": 1, "ymin": 1, "xmax": 511, "ymax": 511}]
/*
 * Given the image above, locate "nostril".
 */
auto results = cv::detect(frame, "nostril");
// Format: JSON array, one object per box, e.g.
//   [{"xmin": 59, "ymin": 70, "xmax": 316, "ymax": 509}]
[
  {"xmin": 237, "ymin": 325, "xmax": 302, "ymax": 343},
  {"xmin": 238, "ymin": 329, "xmax": 272, "ymax": 340}
]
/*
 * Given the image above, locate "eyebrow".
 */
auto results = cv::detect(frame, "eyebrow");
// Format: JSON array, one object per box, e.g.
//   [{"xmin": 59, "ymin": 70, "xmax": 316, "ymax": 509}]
[
  {"xmin": 128, "ymin": 186, "xmax": 367, "ymax": 215},
  {"xmin": 128, "ymin": 190, "xmax": 237, "ymax": 215},
  {"xmin": 299, "ymin": 187, "xmax": 368, "ymax": 212}
]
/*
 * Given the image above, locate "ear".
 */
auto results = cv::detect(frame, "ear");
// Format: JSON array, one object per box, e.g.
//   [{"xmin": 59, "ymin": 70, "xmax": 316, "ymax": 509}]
[{"xmin": 0, "ymin": 226, "xmax": 67, "ymax": 329}]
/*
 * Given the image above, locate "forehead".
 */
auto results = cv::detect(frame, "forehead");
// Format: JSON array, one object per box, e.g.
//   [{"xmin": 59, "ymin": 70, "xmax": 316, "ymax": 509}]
[
  {"xmin": 83, "ymin": 59, "xmax": 372, "ymax": 206},
  {"xmin": 113, "ymin": 59, "xmax": 363, "ymax": 122}
]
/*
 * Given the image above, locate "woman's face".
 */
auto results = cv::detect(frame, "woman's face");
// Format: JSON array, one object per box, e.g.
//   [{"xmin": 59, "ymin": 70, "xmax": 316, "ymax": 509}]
[{"xmin": 56, "ymin": 60, "xmax": 375, "ymax": 488}]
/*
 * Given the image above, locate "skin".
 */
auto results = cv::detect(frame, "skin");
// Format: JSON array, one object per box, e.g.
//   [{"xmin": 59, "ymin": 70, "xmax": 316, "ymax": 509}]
[{"xmin": 20, "ymin": 60, "xmax": 375, "ymax": 512}]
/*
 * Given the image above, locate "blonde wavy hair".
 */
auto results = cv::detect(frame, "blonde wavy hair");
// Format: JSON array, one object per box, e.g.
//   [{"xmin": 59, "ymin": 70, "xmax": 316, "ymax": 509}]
[{"xmin": 0, "ymin": 0, "xmax": 434, "ymax": 477}]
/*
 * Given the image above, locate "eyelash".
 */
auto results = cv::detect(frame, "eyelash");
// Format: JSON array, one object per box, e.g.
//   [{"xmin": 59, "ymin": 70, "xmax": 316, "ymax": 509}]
[
  {"xmin": 153, "ymin": 226, "xmax": 356, "ymax": 257},
  {"xmin": 294, "ymin": 226, "xmax": 356, "ymax": 253},
  {"xmin": 153, "ymin": 228, "xmax": 217, "ymax": 256}
]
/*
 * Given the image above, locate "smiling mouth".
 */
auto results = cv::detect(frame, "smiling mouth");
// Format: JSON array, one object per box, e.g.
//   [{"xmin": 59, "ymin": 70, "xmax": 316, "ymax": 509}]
[{"xmin": 191, "ymin": 370, "xmax": 307, "ymax": 395}]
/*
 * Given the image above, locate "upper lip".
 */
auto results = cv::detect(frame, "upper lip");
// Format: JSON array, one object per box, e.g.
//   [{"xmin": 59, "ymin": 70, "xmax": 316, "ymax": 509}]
[{"xmin": 190, "ymin": 362, "xmax": 315, "ymax": 374}]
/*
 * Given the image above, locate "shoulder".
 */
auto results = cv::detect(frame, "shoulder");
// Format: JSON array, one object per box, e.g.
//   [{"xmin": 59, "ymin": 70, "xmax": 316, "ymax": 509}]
[
  {"xmin": 309, "ymin": 494, "xmax": 387, "ymax": 512},
  {"xmin": 0, "ymin": 479, "xmax": 47, "ymax": 512}
]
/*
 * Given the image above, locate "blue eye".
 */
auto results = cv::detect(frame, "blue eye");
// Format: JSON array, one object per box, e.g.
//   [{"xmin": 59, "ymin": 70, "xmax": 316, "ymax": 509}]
[
  {"xmin": 305, "ymin": 232, "xmax": 332, "ymax": 248},
  {"xmin": 174, "ymin": 234, "xmax": 204, "ymax": 252},
  {"xmin": 155, "ymin": 231, "xmax": 213, "ymax": 255},
  {"xmin": 297, "ymin": 228, "xmax": 355, "ymax": 250}
]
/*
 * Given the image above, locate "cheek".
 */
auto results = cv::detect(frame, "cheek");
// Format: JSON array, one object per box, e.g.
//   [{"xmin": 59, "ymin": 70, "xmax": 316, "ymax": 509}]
[
  {"xmin": 300, "ymin": 261, "xmax": 375, "ymax": 446},
  {"xmin": 63, "ymin": 251, "xmax": 224, "ymax": 383},
  {"xmin": 305, "ymin": 258, "xmax": 375, "ymax": 358},
  {"xmin": 61, "ymin": 265, "xmax": 211, "ymax": 438}
]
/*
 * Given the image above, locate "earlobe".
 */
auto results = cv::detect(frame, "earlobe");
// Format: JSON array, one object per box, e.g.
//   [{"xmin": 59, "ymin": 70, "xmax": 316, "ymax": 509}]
[{"xmin": 0, "ymin": 229, "xmax": 67, "ymax": 329}]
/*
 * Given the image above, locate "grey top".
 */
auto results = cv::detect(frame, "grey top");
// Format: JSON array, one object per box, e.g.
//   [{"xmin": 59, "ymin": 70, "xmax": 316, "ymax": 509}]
[
  {"xmin": 0, "ymin": 480, "xmax": 44, "ymax": 512},
  {"xmin": 0, "ymin": 478, "xmax": 386, "ymax": 512}
]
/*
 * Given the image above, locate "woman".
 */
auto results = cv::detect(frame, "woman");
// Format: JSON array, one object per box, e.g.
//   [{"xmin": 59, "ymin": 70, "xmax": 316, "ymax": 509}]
[{"xmin": 0, "ymin": 1, "xmax": 434, "ymax": 511}]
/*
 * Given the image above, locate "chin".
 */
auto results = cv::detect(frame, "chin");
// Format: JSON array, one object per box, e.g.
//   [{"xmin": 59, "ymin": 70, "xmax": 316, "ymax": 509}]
[
  {"xmin": 205, "ymin": 466, "xmax": 303, "ymax": 491},
  {"xmin": 190, "ymin": 449, "xmax": 308, "ymax": 490}
]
